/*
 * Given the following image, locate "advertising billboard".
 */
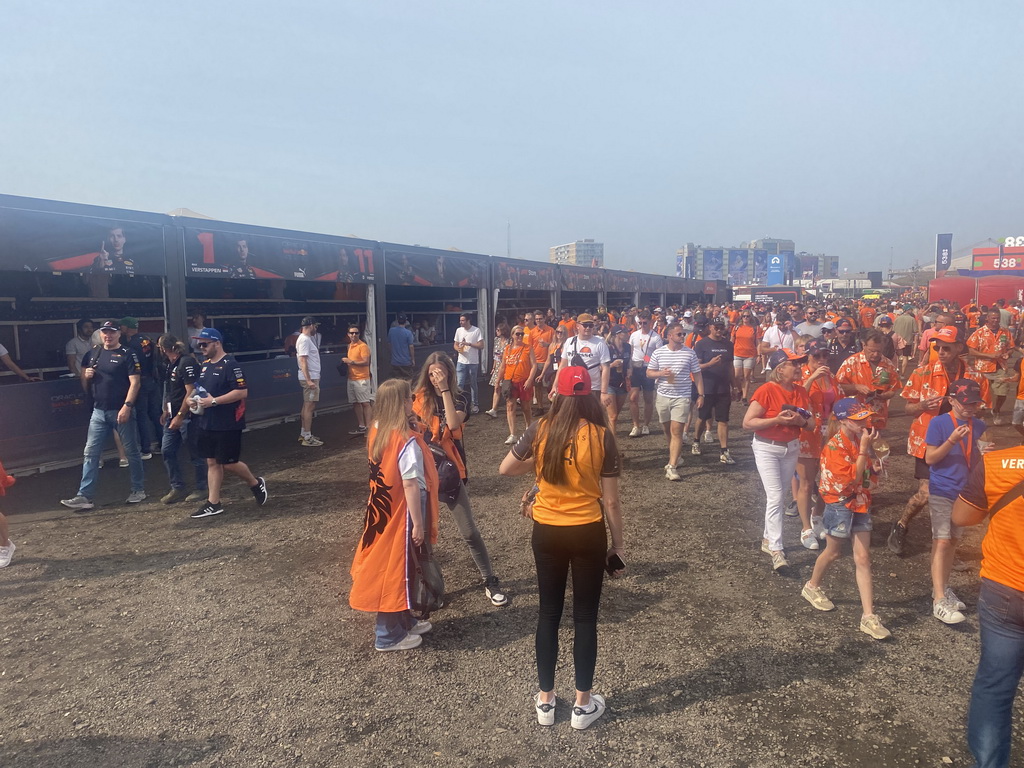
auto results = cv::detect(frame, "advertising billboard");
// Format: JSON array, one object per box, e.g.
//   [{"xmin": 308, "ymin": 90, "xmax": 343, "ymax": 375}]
[
  {"xmin": 703, "ymin": 249, "xmax": 723, "ymax": 280},
  {"xmin": 753, "ymin": 249, "xmax": 768, "ymax": 282},
  {"xmin": 561, "ymin": 266, "xmax": 604, "ymax": 292},
  {"xmin": 935, "ymin": 233, "xmax": 953, "ymax": 279},
  {"xmin": 728, "ymin": 249, "xmax": 748, "ymax": 284},
  {"xmin": 384, "ymin": 248, "xmax": 483, "ymax": 288},
  {"xmin": 767, "ymin": 253, "xmax": 785, "ymax": 286},
  {"xmin": 492, "ymin": 260, "xmax": 558, "ymax": 290}
]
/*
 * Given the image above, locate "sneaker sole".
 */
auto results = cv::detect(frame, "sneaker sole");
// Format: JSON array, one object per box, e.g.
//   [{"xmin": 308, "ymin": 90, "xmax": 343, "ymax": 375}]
[
  {"xmin": 934, "ymin": 612, "xmax": 967, "ymax": 625},
  {"xmin": 860, "ymin": 626, "xmax": 892, "ymax": 640},
  {"xmin": 190, "ymin": 509, "xmax": 224, "ymax": 519},
  {"xmin": 61, "ymin": 502, "xmax": 94, "ymax": 510}
]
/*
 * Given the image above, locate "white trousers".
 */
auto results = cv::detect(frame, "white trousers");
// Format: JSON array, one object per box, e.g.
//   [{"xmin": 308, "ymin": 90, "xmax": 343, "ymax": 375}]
[{"xmin": 751, "ymin": 437, "xmax": 800, "ymax": 551}]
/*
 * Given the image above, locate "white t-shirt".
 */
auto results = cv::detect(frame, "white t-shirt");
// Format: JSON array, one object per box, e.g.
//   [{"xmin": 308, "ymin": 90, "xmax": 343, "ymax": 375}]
[
  {"xmin": 628, "ymin": 329, "xmax": 663, "ymax": 365},
  {"xmin": 761, "ymin": 326, "xmax": 796, "ymax": 352},
  {"xmin": 296, "ymin": 333, "xmax": 321, "ymax": 381},
  {"xmin": 648, "ymin": 345, "xmax": 702, "ymax": 399},
  {"xmin": 0, "ymin": 342, "xmax": 7, "ymax": 356},
  {"xmin": 560, "ymin": 335, "xmax": 611, "ymax": 390},
  {"xmin": 398, "ymin": 436, "xmax": 427, "ymax": 491},
  {"xmin": 454, "ymin": 326, "xmax": 484, "ymax": 365},
  {"xmin": 65, "ymin": 336, "xmax": 93, "ymax": 370}
]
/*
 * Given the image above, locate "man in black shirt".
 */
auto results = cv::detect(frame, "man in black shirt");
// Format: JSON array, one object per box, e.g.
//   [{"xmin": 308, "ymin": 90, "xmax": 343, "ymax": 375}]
[
  {"xmin": 693, "ymin": 318, "xmax": 739, "ymax": 464},
  {"xmin": 61, "ymin": 321, "xmax": 146, "ymax": 510},
  {"xmin": 158, "ymin": 335, "xmax": 208, "ymax": 505},
  {"xmin": 190, "ymin": 328, "xmax": 267, "ymax": 518},
  {"xmin": 120, "ymin": 316, "xmax": 162, "ymax": 458},
  {"xmin": 828, "ymin": 319, "xmax": 862, "ymax": 374}
]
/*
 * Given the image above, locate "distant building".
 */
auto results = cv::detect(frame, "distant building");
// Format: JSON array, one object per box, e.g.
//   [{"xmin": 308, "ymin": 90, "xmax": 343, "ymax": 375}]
[
  {"xmin": 550, "ymin": 239, "xmax": 604, "ymax": 267},
  {"xmin": 676, "ymin": 239, "xmax": 839, "ymax": 286}
]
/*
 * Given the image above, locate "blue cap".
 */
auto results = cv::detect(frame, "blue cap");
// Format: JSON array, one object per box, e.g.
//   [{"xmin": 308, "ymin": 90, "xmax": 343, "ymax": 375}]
[
  {"xmin": 833, "ymin": 397, "xmax": 872, "ymax": 421},
  {"xmin": 192, "ymin": 327, "xmax": 223, "ymax": 342}
]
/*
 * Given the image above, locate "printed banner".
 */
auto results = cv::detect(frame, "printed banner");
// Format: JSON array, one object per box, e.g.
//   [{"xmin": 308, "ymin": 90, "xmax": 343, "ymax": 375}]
[
  {"xmin": 561, "ymin": 266, "xmax": 604, "ymax": 292},
  {"xmin": 0, "ymin": 208, "xmax": 166, "ymax": 277},
  {"xmin": 767, "ymin": 253, "xmax": 785, "ymax": 286},
  {"xmin": 639, "ymin": 274, "xmax": 664, "ymax": 293},
  {"xmin": 728, "ymin": 249, "xmax": 749, "ymax": 284},
  {"xmin": 753, "ymin": 249, "xmax": 768, "ymax": 282},
  {"xmin": 184, "ymin": 228, "xmax": 376, "ymax": 283},
  {"xmin": 703, "ymin": 249, "xmax": 723, "ymax": 280},
  {"xmin": 676, "ymin": 253, "xmax": 683, "ymax": 277},
  {"xmin": 936, "ymin": 233, "xmax": 953, "ymax": 279},
  {"xmin": 384, "ymin": 249, "xmax": 483, "ymax": 288},
  {"xmin": 606, "ymin": 271, "xmax": 637, "ymax": 292},
  {"xmin": 493, "ymin": 260, "xmax": 558, "ymax": 290}
]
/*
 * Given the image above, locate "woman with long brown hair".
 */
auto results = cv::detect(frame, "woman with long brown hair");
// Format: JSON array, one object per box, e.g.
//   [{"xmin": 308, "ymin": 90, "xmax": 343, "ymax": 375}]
[
  {"xmin": 349, "ymin": 379, "xmax": 438, "ymax": 651},
  {"xmin": 413, "ymin": 352, "xmax": 507, "ymax": 607},
  {"xmin": 500, "ymin": 366, "xmax": 625, "ymax": 730},
  {"xmin": 485, "ymin": 322, "xmax": 511, "ymax": 418},
  {"xmin": 496, "ymin": 325, "xmax": 537, "ymax": 445}
]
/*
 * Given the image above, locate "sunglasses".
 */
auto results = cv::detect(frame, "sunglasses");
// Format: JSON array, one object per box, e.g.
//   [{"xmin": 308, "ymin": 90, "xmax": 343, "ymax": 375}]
[
  {"xmin": 935, "ymin": 344, "xmax": 957, "ymax": 352},
  {"xmin": 838, "ymin": 329, "xmax": 852, "ymax": 334},
  {"xmin": 196, "ymin": 342, "xmax": 212, "ymax": 349},
  {"xmin": 513, "ymin": 333, "xmax": 524, "ymax": 337},
  {"xmin": 581, "ymin": 323, "xmax": 594, "ymax": 328},
  {"xmin": 347, "ymin": 331, "xmax": 360, "ymax": 335}
]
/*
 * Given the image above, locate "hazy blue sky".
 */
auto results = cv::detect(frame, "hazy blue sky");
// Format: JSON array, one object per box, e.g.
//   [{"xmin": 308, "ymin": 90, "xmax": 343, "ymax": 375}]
[{"xmin": 2, "ymin": 1, "xmax": 1021, "ymax": 274}]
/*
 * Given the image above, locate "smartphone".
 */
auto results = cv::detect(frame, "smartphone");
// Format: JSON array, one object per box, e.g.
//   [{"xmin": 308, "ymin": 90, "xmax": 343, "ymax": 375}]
[{"xmin": 606, "ymin": 553, "xmax": 625, "ymax": 575}]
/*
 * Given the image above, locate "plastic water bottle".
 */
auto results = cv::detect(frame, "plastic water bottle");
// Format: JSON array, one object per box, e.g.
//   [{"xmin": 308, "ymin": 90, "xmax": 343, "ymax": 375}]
[{"xmin": 190, "ymin": 385, "xmax": 209, "ymax": 415}]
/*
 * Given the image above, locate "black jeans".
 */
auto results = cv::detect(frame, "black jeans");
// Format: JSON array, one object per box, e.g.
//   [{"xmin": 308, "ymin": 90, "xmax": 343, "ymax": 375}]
[{"xmin": 531, "ymin": 519, "xmax": 606, "ymax": 692}]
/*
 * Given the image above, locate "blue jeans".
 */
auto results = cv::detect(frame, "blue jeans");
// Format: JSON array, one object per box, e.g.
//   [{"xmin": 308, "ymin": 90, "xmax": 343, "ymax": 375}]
[
  {"xmin": 968, "ymin": 578, "xmax": 1024, "ymax": 768},
  {"xmin": 136, "ymin": 378, "xmax": 163, "ymax": 451},
  {"xmin": 79, "ymin": 408, "xmax": 144, "ymax": 499},
  {"xmin": 375, "ymin": 611, "xmax": 416, "ymax": 648},
  {"xmin": 161, "ymin": 419, "xmax": 207, "ymax": 491},
  {"xmin": 457, "ymin": 362, "xmax": 480, "ymax": 408}
]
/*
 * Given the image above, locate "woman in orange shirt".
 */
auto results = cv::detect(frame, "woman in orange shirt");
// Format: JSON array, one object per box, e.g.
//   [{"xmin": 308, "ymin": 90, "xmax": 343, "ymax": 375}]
[
  {"xmin": 732, "ymin": 312, "xmax": 761, "ymax": 404},
  {"xmin": 497, "ymin": 326, "xmax": 537, "ymax": 445},
  {"xmin": 795, "ymin": 340, "xmax": 839, "ymax": 550},
  {"xmin": 500, "ymin": 366, "xmax": 624, "ymax": 729}
]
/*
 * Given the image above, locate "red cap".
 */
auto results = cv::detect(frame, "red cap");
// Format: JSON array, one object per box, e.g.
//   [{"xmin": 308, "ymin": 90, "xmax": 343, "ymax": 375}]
[{"xmin": 555, "ymin": 366, "xmax": 592, "ymax": 396}]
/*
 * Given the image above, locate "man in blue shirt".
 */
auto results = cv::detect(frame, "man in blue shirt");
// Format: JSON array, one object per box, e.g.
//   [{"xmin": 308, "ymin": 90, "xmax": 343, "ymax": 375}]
[
  {"xmin": 387, "ymin": 313, "xmax": 416, "ymax": 380},
  {"xmin": 925, "ymin": 378, "xmax": 987, "ymax": 625}
]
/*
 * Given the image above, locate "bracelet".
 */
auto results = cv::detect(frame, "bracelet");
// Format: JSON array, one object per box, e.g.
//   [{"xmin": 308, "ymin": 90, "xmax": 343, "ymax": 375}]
[{"xmin": 440, "ymin": 390, "xmax": 450, "ymax": 394}]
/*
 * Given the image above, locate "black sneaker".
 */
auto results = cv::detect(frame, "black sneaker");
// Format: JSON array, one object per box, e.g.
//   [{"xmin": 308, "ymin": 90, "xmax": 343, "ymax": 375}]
[
  {"xmin": 190, "ymin": 501, "xmax": 224, "ymax": 519},
  {"xmin": 887, "ymin": 521, "xmax": 908, "ymax": 555},
  {"xmin": 484, "ymin": 576, "xmax": 508, "ymax": 607},
  {"xmin": 251, "ymin": 477, "xmax": 268, "ymax": 506}
]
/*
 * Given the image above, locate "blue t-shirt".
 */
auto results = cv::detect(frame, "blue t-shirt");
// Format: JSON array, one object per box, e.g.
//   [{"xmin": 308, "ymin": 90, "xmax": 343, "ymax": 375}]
[
  {"xmin": 388, "ymin": 325, "xmax": 415, "ymax": 365},
  {"xmin": 925, "ymin": 413, "xmax": 986, "ymax": 499}
]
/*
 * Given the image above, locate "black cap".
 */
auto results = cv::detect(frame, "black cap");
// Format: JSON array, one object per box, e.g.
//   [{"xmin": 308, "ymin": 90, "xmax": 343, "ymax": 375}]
[
  {"xmin": 301, "ymin": 316, "xmax": 318, "ymax": 327},
  {"xmin": 710, "ymin": 317, "xmax": 726, "ymax": 327},
  {"xmin": 396, "ymin": 313, "xmax": 408, "ymax": 324},
  {"xmin": 98, "ymin": 320, "xmax": 119, "ymax": 331},
  {"xmin": 948, "ymin": 378, "xmax": 984, "ymax": 405}
]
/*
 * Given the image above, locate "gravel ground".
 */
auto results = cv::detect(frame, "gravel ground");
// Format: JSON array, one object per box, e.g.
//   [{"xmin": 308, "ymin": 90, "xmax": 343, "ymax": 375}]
[{"xmin": 1, "ymin": 390, "xmax": 1022, "ymax": 768}]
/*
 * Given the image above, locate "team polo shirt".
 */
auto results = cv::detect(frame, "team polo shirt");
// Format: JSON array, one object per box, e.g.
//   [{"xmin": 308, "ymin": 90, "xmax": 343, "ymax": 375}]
[
  {"xmin": 197, "ymin": 354, "xmax": 247, "ymax": 431},
  {"xmin": 82, "ymin": 345, "xmax": 141, "ymax": 410},
  {"xmin": 164, "ymin": 354, "xmax": 200, "ymax": 414},
  {"xmin": 511, "ymin": 420, "xmax": 619, "ymax": 526},
  {"xmin": 127, "ymin": 333, "xmax": 157, "ymax": 379},
  {"xmin": 959, "ymin": 446, "xmax": 1024, "ymax": 592},
  {"xmin": 925, "ymin": 413, "xmax": 985, "ymax": 500}
]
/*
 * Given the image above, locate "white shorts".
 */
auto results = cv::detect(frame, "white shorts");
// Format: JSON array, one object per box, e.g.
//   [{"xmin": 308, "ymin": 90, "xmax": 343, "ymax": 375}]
[
  {"xmin": 347, "ymin": 378, "xmax": 375, "ymax": 404},
  {"xmin": 655, "ymin": 394, "xmax": 691, "ymax": 424},
  {"xmin": 733, "ymin": 357, "xmax": 756, "ymax": 371}
]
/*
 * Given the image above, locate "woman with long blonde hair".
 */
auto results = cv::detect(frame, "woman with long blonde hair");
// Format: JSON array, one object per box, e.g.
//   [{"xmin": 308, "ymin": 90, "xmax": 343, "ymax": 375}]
[
  {"xmin": 496, "ymin": 325, "xmax": 537, "ymax": 445},
  {"xmin": 413, "ymin": 352, "xmax": 507, "ymax": 607},
  {"xmin": 350, "ymin": 379, "xmax": 439, "ymax": 652}
]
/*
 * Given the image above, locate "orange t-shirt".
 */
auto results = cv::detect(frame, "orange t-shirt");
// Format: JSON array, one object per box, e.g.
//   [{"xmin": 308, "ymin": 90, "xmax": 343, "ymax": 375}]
[
  {"xmin": 531, "ymin": 325, "xmax": 554, "ymax": 364},
  {"xmin": 732, "ymin": 324, "xmax": 761, "ymax": 358},
  {"xmin": 750, "ymin": 381, "xmax": 811, "ymax": 443},
  {"xmin": 558, "ymin": 319, "xmax": 577, "ymax": 337},
  {"xmin": 346, "ymin": 340, "xmax": 372, "ymax": 381},
  {"xmin": 502, "ymin": 343, "xmax": 533, "ymax": 383},
  {"xmin": 959, "ymin": 446, "xmax": 1024, "ymax": 592}
]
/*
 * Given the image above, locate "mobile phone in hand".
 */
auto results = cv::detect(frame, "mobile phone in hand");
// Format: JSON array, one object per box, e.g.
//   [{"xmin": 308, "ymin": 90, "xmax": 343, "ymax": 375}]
[{"xmin": 606, "ymin": 553, "xmax": 625, "ymax": 575}]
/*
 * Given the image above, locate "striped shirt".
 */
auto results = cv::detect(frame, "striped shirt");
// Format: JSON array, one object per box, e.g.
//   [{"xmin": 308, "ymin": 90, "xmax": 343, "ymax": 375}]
[{"xmin": 648, "ymin": 345, "xmax": 702, "ymax": 398}]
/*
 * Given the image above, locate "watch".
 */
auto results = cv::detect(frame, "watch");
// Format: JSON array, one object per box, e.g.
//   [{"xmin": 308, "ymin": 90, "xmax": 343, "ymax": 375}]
[
  {"xmin": 211, "ymin": 397, "xmax": 218, "ymax": 406},
  {"xmin": 123, "ymin": 402, "xmax": 135, "ymax": 408}
]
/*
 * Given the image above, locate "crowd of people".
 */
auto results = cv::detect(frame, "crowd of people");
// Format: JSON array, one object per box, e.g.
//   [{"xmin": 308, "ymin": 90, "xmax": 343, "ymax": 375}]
[{"xmin": 4, "ymin": 294, "xmax": 1024, "ymax": 760}]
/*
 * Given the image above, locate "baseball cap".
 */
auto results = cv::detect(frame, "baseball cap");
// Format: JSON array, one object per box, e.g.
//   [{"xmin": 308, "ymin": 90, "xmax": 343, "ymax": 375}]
[
  {"xmin": 610, "ymin": 324, "xmax": 629, "ymax": 336},
  {"xmin": 683, "ymin": 310, "xmax": 693, "ymax": 318},
  {"xmin": 805, "ymin": 339, "xmax": 829, "ymax": 356},
  {"xmin": 821, "ymin": 321, "xmax": 836, "ymax": 330},
  {"xmin": 119, "ymin": 317, "xmax": 138, "ymax": 329},
  {"xmin": 878, "ymin": 316, "xmax": 893, "ymax": 326},
  {"xmin": 653, "ymin": 307, "xmax": 664, "ymax": 314},
  {"xmin": 710, "ymin": 317, "xmax": 726, "ymax": 327},
  {"xmin": 576, "ymin": 313, "xmax": 595, "ymax": 324},
  {"xmin": 833, "ymin": 397, "xmax": 873, "ymax": 421},
  {"xmin": 191, "ymin": 327, "xmax": 223, "ymax": 342},
  {"xmin": 301, "ymin": 316, "xmax": 319, "ymax": 327},
  {"xmin": 555, "ymin": 366, "xmax": 592, "ymax": 396},
  {"xmin": 768, "ymin": 349, "xmax": 807, "ymax": 369},
  {"xmin": 932, "ymin": 326, "xmax": 964, "ymax": 344},
  {"xmin": 396, "ymin": 313, "xmax": 408, "ymax": 324},
  {"xmin": 98, "ymin": 320, "xmax": 119, "ymax": 332},
  {"xmin": 948, "ymin": 378, "xmax": 984, "ymax": 405}
]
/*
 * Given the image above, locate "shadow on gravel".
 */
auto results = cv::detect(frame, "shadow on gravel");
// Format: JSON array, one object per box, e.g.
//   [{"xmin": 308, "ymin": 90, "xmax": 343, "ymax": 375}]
[
  {"xmin": 0, "ymin": 735, "xmax": 231, "ymax": 768},
  {"xmin": 615, "ymin": 637, "xmax": 871, "ymax": 717},
  {"xmin": 0, "ymin": 545, "xmax": 252, "ymax": 587}
]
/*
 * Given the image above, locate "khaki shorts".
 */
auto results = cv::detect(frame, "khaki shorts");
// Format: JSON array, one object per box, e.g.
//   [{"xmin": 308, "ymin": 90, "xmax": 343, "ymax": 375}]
[
  {"xmin": 347, "ymin": 378, "xmax": 375, "ymax": 404},
  {"xmin": 301, "ymin": 379, "xmax": 320, "ymax": 403},
  {"xmin": 655, "ymin": 393, "xmax": 691, "ymax": 424}
]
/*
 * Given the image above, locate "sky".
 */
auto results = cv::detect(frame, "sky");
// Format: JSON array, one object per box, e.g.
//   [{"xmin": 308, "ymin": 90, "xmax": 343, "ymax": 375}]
[{"xmin": 2, "ymin": 1, "xmax": 1022, "ymax": 275}]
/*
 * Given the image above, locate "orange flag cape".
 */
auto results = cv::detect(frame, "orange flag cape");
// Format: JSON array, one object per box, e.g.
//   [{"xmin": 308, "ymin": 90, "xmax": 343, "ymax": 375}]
[{"xmin": 349, "ymin": 428, "xmax": 439, "ymax": 613}]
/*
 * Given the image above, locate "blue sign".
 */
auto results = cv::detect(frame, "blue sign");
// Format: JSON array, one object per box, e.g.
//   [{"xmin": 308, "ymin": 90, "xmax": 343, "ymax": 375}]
[
  {"xmin": 703, "ymin": 249, "xmax": 723, "ymax": 280},
  {"xmin": 753, "ymin": 249, "xmax": 768, "ymax": 282},
  {"xmin": 767, "ymin": 253, "xmax": 785, "ymax": 285}
]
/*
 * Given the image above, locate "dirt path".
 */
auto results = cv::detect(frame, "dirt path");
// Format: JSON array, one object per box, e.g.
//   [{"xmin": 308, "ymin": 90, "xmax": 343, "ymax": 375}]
[{"xmin": 1, "ymin": 398, "xmax": 1019, "ymax": 767}]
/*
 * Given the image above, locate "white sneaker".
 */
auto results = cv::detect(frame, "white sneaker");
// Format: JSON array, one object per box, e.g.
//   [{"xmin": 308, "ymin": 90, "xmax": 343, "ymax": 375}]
[
  {"xmin": 784, "ymin": 499, "xmax": 799, "ymax": 517},
  {"xmin": 485, "ymin": 409, "xmax": 498, "ymax": 418},
  {"xmin": 703, "ymin": 430, "xmax": 715, "ymax": 444},
  {"xmin": 0, "ymin": 541, "xmax": 15, "ymax": 568},
  {"xmin": 628, "ymin": 426, "xmax": 641, "ymax": 438},
  {"xmin": 719, "ymin": 450, "xmax": 735, "ymax": 465},
  {"xmin": 408, "ymin": 620, "xmax": 433, "ymax": 635},
  {"xmin": 933, "ymin": 598, "xmax": 966, "ymax": 624},
  {"xmin": 811, "ymin": 515, "xmax": 826, "ymax": 540},
  {"xmin": 504, "ymin": 434, "xmax": 517, "ymax": 445},
  {"xmin": 61, "ymin": 495, "xmax": 94, "ymax": 510},
  {"xmin": 641, "ymin": 425, "xmax": 650, "ymax": 436},
  {"xmin": 691, "ymin": 442, "xmax": 701, "ymax": 455},
  {"xmin": 126, "ymin": 490, "xmax": 147, "ymax": 504},
  {"xmin": 771, "ymin": 550, "xmax": 790, "ymax": 571},
  {"xmin": 800, "ymin": 529, "xmax": 820, "ymax": 550},
  {"xmin": 376, "ymin": 633, "xmax": 423, "ymax": 652},
  {"xmin": 993, "ymin": 416, "xmax": 1005, "ymax": 426},
  {"xmin": 801, "ymin": 581, "xmax": 835, "ymax": 611},
  {"xmin": 665, "ymin": 464, "xmax": 681, "ymax": 481},
  {"xmin": 680, "ymin": 432, "xmax": 693, "ymax": 445},
  {"xmin": 535, "ymin": 693, "xmax": 556, "ymax": 727},
  {"xmin": 570, "ymin": 694, "xmax": 606, "ymax": 730}
]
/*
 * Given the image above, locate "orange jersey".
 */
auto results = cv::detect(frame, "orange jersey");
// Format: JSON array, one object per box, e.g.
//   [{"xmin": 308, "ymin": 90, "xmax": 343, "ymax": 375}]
[
  {"xmin": 901, "ymin": 358, "xmax": 966, "ymax": 458},
  {"xmin": 959, "ymin": 446, "xmax": 1024, "ymax": 592},
  {"xmin": 346, "ymin": 339, "xmax": 372, "ymax": 381},
  {"xmin": 501, "ymin": 343, "xmax": 534, "ymax": 383},
  {"xmin": 558, "ymin": 319, "xmax": 577, "ymax": 337},
  {"xmin": 835, "ymin": 351, "xmax": 902, "ymax": 429},
  {"xmin": 531, "ymin": 324, "xmax": 554, "ymax": 363},
  {"xmin": 732, "ymin": 324, "xmax": 761, "ymax": 358}
]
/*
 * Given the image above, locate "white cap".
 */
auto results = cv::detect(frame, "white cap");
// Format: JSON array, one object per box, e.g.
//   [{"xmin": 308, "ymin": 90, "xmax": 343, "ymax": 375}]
[{"xmin": 683, "ymin": 310, "xmax": 693, "ymax": 318}]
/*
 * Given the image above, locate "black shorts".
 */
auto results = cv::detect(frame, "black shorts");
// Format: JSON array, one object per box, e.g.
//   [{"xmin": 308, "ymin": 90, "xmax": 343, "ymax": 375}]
[
  {"xmin": 914, "ymin": 456, "xmax": 930, "ymax": 481},
  {"xmin": 698, "ymin": 392, "xmax": 731, "ymax": 422},
  {"xmin": 899, "ymin": 346, "xmax": 913, "ymax": 357},
  {"xmin": 198, "ymin": 428, "xmax": 243, "ymax": 465},
  {"xmin": 629, "ymin": 366, "xmax": 655, "ymax": 391}
]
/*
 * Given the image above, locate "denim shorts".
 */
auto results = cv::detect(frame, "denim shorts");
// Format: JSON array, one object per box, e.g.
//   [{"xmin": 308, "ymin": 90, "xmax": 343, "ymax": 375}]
[
  {"xmin": 822, "ymin": 501, "xmax": 872, "ymax": 538},
  {"xmin": 1013, "ymin": 399, "xmax": 1024, "ymax": 426}
]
